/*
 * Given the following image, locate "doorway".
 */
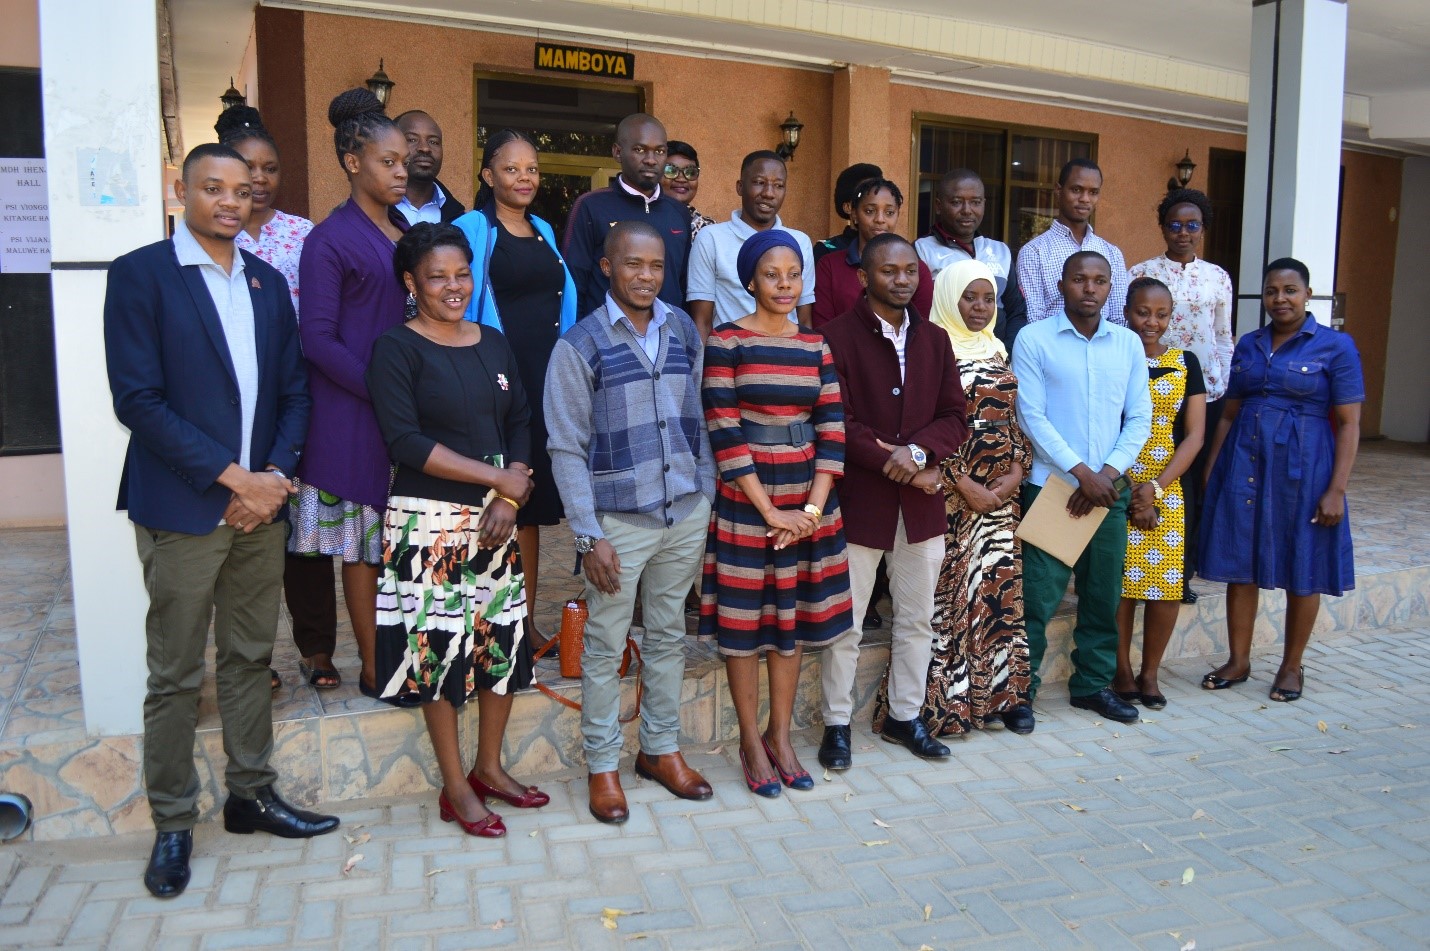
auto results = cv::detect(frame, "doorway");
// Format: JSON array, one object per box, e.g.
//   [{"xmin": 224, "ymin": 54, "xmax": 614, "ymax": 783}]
[
  {"xmin": 1203, "ymin": 148, "xmax": 1245, "ymax": 283},
  {"xmin": 474, "ymin": 74, "xmax": 642, "ymax": 246}
]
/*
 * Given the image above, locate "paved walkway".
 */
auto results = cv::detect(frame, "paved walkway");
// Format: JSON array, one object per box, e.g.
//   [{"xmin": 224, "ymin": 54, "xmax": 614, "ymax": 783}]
[{"xmin": 2, "ymin": 623, "xmax": 1427, "ymax": 950}]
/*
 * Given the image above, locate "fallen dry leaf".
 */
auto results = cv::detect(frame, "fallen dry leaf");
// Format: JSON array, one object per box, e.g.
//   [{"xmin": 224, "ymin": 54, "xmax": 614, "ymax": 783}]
[
  {"xmin": 843, "ymin": 792, "xmax": 853, "ymax": 803},
  {"xmin": 923, "ymin": 904, "xmax": 932, "ymax": 921},
  {"xmin": 1190, "ymin": 808, "xmax": 1207, "ymax": 821},
  {"xmin": 1268, "ymin": 745, "xmax": 1294, "ymax": 752},
  {"xmin": 873, "ymin": 818, "xmax": 892, "ymax": 829},
  {"xmin": 425, "ymin": 868, "xmax": 446, "ymax": 877},
  {"xmin": 1257, "ymin": 704, "xmax": 1268, "ymax": 710},
  {"xmin": 491, "ymin": 919, "xmax": 504, "ymax": 931},
  {"xmin": 1115, "ymin": 775, "xmax": 1124, "ymax": 782},
  {"xmin": 1180, "ymin": 941, "xmax": 1197, "ymax": 951},
  {"xmin": 1317, "ymin": 720, "xmax": 1328, "ymax": 733},
  {"xmin": 529, "ymin": 830, "xmax": 539, "ymax": 837},
  {"xmin": 1077, "ymin": 777, "xmax": 1088, "ymax": 784},
  {"xmin": 1401, "ymin": 723, "xmax": 1417, "ymax": 729},
  {"xmin": 919, "ymin": 946, "xmax": 935, "ymax": 951},
  {"xmin": 342, "ymin": 853, "xmax": 364, "ymax": 876},
  {"xmin": 602, "ymin": 908, "xmax": 630, "ymax": 918},
  {"xmin": 1059, "ymin": 800, "xmax": 1086, "ymax": 813},
  {"xmin": 862, "ymin": 839, "xmax": 891, "ymax": 847},
  {"xmin": 823, "ymin": 768, "xmax": 831, "ymax": 782},
  {"xmin": 1169, "ymin": 932, "xmax": 1181, "ymax": 940},
  {"xmin": 1327, "ymin": 748, "xmax": 1352, "ymax": 754},
  {"xmin": 1141, "ymin": 841, "xmax": 1154, "ymax": 854},
  {"xmin": 601, "ymin": 918, "xmax": 618, "ymax": 931},
  {"xmin": 859, "ymin": 745, "xmax": 875, "ymax": 751},
  {"xmin": 1301, "ymin": 845, "xmax": 1317, "ymax": 851},
  {"xmin": 1186, "ymin": 754, "xmax": 1199, "ymax": 762},
  {"xmin": 1100, "ymin": 746, "xmax": 1113, "ymax": 752},
  {"xmin": 1382, "ymin": 787, "xmax": 1391, "ymax": 793},
  {"xmin": 706, "ymin": 745, "xmax": 723, "ymax": 755},
  {"xmin": 1074, "ymin": 752, "xmax": 1085, "ymax": 757},
  {"xmin": 1066, "ymin": 921, "xmax": 1080, "ymax": 930},
  {"xmin": 1181, "ymin": 867, "xmax": 1195, "ymax": 886},
  {"xmin": 1112, "ymin": 732, "xmax": 1122, "ymax": 739}
]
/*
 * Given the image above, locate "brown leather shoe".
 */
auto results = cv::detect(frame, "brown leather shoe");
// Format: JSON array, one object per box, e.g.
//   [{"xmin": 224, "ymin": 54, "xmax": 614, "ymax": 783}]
[
  {"xmin": 634, "ymin": 750, "xmax": 713, "ymax": 801},
  {"xmin": 587, "ymin": 771, "xmax": 629, "ymax": 824}
]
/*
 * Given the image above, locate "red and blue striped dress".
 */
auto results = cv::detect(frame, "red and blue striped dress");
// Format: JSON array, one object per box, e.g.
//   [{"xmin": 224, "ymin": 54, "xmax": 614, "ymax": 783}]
[{"xmin": 699, "ymin": 325, "xmax": 854, "ymax": 656}]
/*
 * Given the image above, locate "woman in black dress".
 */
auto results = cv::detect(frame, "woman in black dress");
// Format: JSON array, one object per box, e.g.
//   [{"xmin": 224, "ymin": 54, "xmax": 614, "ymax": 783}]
[
  {"xmin": 367, "ymin": 224, "xmax": 546, "ymax": 837},
  {"xmin": 453, "ymin": 130, "xmax": 578, "ymax": 653}
]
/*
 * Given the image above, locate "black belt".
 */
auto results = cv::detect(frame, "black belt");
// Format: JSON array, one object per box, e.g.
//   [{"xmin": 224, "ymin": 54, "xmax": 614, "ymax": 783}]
[
  {"xmin": 969, "ymin": 419, "xmax": 1009, "ymax": 431},
  {"xmin": 742, "ymin": 420, "xmax": 816, "ymax": 445}
]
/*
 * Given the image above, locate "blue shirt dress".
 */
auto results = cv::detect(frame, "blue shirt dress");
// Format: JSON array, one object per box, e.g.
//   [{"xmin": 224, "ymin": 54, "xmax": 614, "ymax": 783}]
[{"xmin": 1198, "ymin": 317, "xmax": 1364, "ymax": 596}]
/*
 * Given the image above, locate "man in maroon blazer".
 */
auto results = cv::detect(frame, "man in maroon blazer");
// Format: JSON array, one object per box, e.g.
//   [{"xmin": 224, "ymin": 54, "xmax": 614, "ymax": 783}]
[{"xmin": 818, "ymin": 233, "xmax": 968, "ymax": 768}]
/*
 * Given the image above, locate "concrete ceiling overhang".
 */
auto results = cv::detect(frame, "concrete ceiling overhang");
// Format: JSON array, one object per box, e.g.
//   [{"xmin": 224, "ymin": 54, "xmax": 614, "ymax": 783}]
[{"xmin": 166, "ymin": 0, "xmax": 1430, "ymax": 159}]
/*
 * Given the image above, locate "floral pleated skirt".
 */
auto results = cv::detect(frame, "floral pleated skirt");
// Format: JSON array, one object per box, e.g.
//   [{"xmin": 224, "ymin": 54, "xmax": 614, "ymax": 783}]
[{"xmin": 373, "ymin": 496, "xmax": 531, "ymax": 707}]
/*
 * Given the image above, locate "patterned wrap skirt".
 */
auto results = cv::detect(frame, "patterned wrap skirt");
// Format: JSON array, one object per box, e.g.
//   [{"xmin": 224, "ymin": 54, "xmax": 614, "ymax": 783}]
[
  {"xmin": 373, "ymin": 496, "xmax": 532, "ymax": 706},
  {"xmin": 287, "ymin": 481, "xmax": 383, "ymax": 565}
]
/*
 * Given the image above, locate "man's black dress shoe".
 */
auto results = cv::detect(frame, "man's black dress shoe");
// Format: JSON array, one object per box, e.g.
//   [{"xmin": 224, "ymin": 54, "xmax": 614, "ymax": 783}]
[
  {"xmin": 817, "ymin": 725, "xmax": 852, "ymax": 770},
  {"xmin": 223, "ymin": 784, "xmax": 340, "ymax": 838},
  {"xmin": 143, "ymin": 829, "xmax": 192, "ymax": 898},
  {"xmin": 1001, "ymin": 704, "xmax": 1036, "ymax": 735},
  {"xmin": 880, "ymin": 716, "xmax": 951, "ymax": 759},
  {"xmin": 862, "ymin": 608, "xmax": 882, "ymax": 631},
  {"xmin": 1069, "ymin": 688, "xmax": 1140, "ymax": 723}
]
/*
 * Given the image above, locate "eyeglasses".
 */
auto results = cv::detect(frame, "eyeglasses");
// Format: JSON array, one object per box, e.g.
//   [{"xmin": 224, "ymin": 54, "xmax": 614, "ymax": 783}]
[
  {"xmin": 662, "ymin": 164, "xmax": 700, "ymax": 181},
  {"xmin": 1164, "ymin": 220, "xmax": 1203, "ymax": 233}
]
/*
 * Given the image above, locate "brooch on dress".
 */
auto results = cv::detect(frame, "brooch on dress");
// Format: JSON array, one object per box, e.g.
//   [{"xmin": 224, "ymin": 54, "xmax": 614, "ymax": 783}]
[
  {"xmin": 250, "ymin": 277, "xmax": 261, "ymax": 289},
  {"xmin": 496, "ymin": 373, "xmax": 510, "ymax": 391}
]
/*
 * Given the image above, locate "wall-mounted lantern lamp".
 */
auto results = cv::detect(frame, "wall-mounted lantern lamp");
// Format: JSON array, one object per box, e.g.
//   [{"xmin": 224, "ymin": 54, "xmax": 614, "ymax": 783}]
[
  {"xmin": 1167, "ymin": 149, "xmax": 1197, "ymax": 191},
  {"xmin": 775, "ymin": 111, "xmax": 804, "ymax": 162},
  {"xmin": 365, "ymin": 59, "xmax": 395, "ymax": 107},
  {"xmin": 219, "ymin": 78, "xmax": 246, "ymax": 111}
]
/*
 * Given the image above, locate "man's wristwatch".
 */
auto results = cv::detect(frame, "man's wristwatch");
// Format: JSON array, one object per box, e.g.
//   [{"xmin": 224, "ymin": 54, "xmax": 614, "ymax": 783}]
[
  {"xmin": 574, "ymin": 534, "xmax": 598, "ymax": 554},
  {"xmin": 908, "ymin": 444, "xmax": 928, "ymax": 469}
]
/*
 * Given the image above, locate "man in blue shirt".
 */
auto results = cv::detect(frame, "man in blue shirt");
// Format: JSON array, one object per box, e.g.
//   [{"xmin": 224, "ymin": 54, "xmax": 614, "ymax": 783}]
[{"xmin": 1011, "ymin": 250, "xmax": 1152, "ymax": 730}]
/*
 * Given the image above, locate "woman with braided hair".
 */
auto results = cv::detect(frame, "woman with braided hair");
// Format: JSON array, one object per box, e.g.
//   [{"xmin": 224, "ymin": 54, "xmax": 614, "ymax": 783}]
[
  {"xmin": 291, "ymin": 88, "xmax": 415, "ymax": 703},
  {"xmin": 215, "ymin": 104, "xmax": 336, "ymax": 691}
]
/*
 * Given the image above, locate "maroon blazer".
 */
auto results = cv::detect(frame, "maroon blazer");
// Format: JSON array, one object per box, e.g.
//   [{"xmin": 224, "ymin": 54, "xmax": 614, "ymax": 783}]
[{"xmin": 820, "ymin": 298, "xmax": 968, "ymax": 548}]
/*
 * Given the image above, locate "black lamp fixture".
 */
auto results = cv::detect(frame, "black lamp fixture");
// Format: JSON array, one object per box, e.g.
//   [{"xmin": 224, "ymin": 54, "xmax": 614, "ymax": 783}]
[
  {"xmin": 1167, "ymin": 149, "xmax": 1197, "ymax": 191},
  {"xmin": 219, "ymin": 78, "xmax": 246, "ymax": 111},
  {"xmin": 365, "ymin": 59, "xmax": 395, "ymax": 107},
  {"xmin": 775, "ymin": 111, "xmax": 804, "ymax": 162}
]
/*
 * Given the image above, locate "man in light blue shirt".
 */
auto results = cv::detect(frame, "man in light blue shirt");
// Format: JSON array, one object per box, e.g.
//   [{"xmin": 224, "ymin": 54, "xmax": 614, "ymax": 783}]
[{"xmin": 1011, "ymin": 250, "xmax": 1151, "ymax": 731}]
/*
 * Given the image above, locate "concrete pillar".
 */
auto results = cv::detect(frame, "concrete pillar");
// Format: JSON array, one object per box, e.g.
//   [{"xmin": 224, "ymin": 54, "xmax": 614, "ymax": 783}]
[
  {"xmin": 40, "ymin": 0, "xmax": 165, "ymax": 735},
  {"xmin": 1236, "ymin": 0, "xmax": 1347, "ymax": 333},
  {"xmin": 828, "ymin": 65, "xmax": 896, "ymax": 237}
]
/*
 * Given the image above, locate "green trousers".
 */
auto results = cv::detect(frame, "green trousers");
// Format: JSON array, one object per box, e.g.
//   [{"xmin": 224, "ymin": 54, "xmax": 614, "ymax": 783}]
[
  {"xmin": 135, "ymin": 521, "xmax": 284, "ymax": 831},
  {"xmin": 1021, "ymin": 483, "xmax": 1130, "ymax": 700}
]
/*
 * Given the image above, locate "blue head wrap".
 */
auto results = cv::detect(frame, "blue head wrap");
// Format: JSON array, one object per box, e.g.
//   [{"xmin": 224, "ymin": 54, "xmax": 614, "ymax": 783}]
[{"xmin": 735, "ymin": 229, "xmax": 803, "ymax": 290}]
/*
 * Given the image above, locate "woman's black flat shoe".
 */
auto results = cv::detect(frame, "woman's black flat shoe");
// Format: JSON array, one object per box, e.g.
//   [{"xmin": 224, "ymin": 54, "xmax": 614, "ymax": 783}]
[
  {"xmin": 1140, "ymin": 693, "xmax": 1168, "ymax": 710},
  {"xmin": 1201, "ymin": 671, "xmax": 1249, "ymax": 690},
  {"xmin": 1115, "ymin": 690, "xmax": 1140, "ymax": 703},
  {"xmin": 1269, "ymin": 667, "xmax": 1304, "ymax": 703},
  {"xmin": 359, "ymin": 679, "xmax": 422, "ymax": 708}
]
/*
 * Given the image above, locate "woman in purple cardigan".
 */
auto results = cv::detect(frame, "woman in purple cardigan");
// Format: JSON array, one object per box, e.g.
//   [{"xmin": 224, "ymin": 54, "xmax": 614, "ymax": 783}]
[{"xmin": 292, "ymin": 88, "xmax": 412, "ymax": 702}]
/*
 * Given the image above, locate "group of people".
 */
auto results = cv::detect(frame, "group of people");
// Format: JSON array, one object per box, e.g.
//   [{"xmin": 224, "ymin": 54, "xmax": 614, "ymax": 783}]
[{"xmin": 103, "ymin": 89, "xmax": 1365, "ymax": 898}]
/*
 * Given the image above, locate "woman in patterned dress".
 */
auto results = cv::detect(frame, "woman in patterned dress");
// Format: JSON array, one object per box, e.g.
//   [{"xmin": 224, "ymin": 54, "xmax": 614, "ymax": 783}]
[
  {"xmin": 367, "ymin": 223, "xmax": 545, "ymax": 837},
  {"xmin": 215, "ymin": 105, "xmax": 341, "ymax": 691},
  {"xmin": 700, "ymin": 229, "xmax": 852, "ymax": 797},
  {"xmin": 873, "ymin": 260, "xmax": 1033, "ymax": 737},
  {"xmin": 1114, "ymin": 278, "xmax": 1206, "ymax": 709}
]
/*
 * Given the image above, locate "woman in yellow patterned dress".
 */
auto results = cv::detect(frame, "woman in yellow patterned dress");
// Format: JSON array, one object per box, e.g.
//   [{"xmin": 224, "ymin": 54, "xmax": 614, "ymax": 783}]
[{"xmin": 1115, "ymin": 278, "xmax": 1206, "ymax": 709}]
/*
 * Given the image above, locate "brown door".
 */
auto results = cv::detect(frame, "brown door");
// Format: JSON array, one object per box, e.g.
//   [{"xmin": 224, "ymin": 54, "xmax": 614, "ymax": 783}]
[{"xmin": 1203, "ymin": 148, "xmax": 1245, "ymax": 281}]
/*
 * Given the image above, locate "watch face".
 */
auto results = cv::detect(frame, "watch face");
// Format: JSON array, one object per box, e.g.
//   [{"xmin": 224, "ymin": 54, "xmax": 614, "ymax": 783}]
[
  {"xmin": 575, "ymin": 535, "xmax": 596, "ymax": 554},
  {"xmin": 910, "ymin": 445, "xmax": 927, "ymax": 465}
]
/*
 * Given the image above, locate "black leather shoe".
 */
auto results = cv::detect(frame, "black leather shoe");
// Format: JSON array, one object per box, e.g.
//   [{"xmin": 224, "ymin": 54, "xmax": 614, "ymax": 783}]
[
  {"xmin": 1001, "ymin": 704, "xmax": 1036, "ymax": 735},
  {"xmin": 862, "ymin": 608, "xmax": 882, "ymax": 631},
  {"xmin": 817, "ymin": 725, "xmax": 852, "ymax": 770},
  {"xmin": 880, "ymin": 716, "xmax": 951, "ymax": 759},
  {"xmin": 223, "ymin": 784, "xmax": 340, "ymax": 838},
  {"xmin": 143, "ymin": 829, "xmax": 192, "ymax": 898},
  {"xmin": 1069, "ymin": 688, "xmax": 1140, "ymax": 723}
]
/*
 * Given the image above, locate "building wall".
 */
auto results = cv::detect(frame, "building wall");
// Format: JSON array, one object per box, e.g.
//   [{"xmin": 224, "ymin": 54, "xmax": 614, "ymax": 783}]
[
  {"xmin": 1382, "ymin": 156, "xmax": 1430, "ymax": 442},
  {"xmin": 269, "ymin": 8, "xmax": 1403, "ymax": 436}
]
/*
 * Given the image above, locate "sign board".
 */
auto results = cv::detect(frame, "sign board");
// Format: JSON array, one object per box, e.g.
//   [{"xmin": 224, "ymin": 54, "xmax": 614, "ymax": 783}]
[
  {"xmin": 534, "ymin": 42, "xmax": 634, "ymax": 79},
  {"xmin": 0, "ymin": 158, "xmax": 49, "ymax": 273}
]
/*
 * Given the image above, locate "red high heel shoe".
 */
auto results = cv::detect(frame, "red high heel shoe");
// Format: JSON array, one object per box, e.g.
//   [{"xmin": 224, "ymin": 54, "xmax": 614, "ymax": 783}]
[
  {"xmin": 467, "ymin": 772, "xmax": 550, "ymax": 809},
  {"xmin": 438, "ymin": 790, "xmax": 506, "ymax": 838}
]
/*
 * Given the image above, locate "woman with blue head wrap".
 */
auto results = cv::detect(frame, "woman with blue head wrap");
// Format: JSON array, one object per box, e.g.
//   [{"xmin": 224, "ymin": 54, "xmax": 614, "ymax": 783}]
[{"xmin": 699, "ymin": 229, "xmax": 854, "ymax": 798}]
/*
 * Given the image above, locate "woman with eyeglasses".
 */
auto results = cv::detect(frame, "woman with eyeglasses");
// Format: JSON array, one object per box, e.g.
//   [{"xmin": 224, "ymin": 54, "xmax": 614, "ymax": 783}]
[
  {"xmin": 452, "ymin": 129, "xmax": 578, "ymax": 660},
  {"xmin": 665, "ymin": 141, "xmax": 714, "ymax": 237},
  {"xmin": 1129, "ymin": 188, "xmax": 1233, "ymax": 603}
]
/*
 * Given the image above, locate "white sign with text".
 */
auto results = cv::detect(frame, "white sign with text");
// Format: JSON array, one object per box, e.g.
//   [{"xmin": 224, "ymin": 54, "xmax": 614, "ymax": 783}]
[{"xmin": 0, "ymin": 159, "xmax": 50, "ymax": 273}]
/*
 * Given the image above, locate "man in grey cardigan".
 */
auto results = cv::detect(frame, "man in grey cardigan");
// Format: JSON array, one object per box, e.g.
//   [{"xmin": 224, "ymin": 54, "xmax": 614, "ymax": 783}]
[{"xmin": 546, "ymin": 221, "xmax": 716, "ymax": 824}]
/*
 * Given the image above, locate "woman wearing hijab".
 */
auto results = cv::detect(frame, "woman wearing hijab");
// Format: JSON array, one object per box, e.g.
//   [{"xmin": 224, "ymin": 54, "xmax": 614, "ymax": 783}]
[
  {"xmin": 701, "ymin": 229, "xmax": 852, "ymax": 797},
  {"xmin": 873, "ymin": 260, "xmax": 1034, "ymax": 737}
]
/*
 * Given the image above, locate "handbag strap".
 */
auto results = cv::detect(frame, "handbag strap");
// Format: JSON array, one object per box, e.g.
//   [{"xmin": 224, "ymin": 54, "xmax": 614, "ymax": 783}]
[{"xmin": 532, "ymin": 634, "xmax": 644, "ymax": 724}]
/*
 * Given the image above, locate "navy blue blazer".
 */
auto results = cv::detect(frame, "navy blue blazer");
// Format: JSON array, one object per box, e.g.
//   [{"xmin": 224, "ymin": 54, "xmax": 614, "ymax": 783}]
[{"xmin": 104, "ymin": 238, "xmax": 311, "ymax": 535}]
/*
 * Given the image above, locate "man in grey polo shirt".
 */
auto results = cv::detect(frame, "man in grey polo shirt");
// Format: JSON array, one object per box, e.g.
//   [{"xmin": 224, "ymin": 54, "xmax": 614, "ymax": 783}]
[{"xmin": 687, "ymin": 149, "xmax": 816, "ymax": 338}]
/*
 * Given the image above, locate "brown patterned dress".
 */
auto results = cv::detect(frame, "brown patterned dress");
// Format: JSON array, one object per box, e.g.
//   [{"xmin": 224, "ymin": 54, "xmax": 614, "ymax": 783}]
[{"xmin": 873, "ymin": 354, "xmax": 1033, "ymax": 736}]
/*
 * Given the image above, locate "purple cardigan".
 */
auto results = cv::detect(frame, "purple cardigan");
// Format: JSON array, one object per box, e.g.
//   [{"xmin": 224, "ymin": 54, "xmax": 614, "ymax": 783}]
[{"xmin": 296, "ymin": 200, "xmax": 406, "ymax": 507}]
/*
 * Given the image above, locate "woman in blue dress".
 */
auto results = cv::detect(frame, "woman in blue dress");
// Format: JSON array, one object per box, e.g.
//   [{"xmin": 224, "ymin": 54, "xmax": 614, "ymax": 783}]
[{"xmin": 1197, "ymin": 258, "xmax": 1364, "ymax": 702}]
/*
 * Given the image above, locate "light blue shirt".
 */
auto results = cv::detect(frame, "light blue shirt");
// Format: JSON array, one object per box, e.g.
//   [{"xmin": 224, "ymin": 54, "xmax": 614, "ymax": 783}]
[
  {"xmin": 395, "ymin": 181, "xmax": 447, "ymax": 225},
  {"xmin": 605, "ymin": 293, "xmax": 669, "ymax": 364},
  {"xmin": 687, "ymin": 210, "xmax": 816, "ymax": 326},
  {"xmin": 172, "ymin": 219, "xmax": 258, "ymax": 472},
  {"xmin": 1011, "ymin": 310, "xmax": 1152, "ymax": 488}
]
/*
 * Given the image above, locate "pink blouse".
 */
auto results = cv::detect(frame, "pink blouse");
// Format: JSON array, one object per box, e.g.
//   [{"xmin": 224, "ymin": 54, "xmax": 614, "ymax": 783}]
[{"xmin": 236, "ymin": 209, "xmax": 314, "ymax": 317}]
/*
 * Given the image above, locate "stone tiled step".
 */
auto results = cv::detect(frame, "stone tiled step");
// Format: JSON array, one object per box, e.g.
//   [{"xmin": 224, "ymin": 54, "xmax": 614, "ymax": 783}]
[{"xmin": 3, "ymin": 561, "xmax": 1425, "ymax": 841}]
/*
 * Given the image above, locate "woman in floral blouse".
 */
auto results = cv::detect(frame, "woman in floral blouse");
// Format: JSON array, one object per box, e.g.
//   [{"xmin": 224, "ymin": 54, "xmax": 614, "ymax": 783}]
[
  {"xmin": 215, "ymin": 105, "xmax": 336, "ymax": 691},
  {"xmin": 1129, "ymin": 188, "xmax": 1232, "ymax": 602}
]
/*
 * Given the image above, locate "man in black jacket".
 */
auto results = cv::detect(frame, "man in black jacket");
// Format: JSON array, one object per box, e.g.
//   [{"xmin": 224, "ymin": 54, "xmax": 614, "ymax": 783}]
[
  {"xmin": 563, "ymin": 113, "xmax": 691, "ymax": 319},
  {"xmin": 395, "ymin": 110, "xmax": 466, "ymax": 225}
]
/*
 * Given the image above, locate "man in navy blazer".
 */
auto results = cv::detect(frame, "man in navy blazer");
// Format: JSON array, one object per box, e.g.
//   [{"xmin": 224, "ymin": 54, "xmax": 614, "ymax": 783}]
[{"xmin": 104, "ymin": 143, "xmax": 338, "ymax": 900}]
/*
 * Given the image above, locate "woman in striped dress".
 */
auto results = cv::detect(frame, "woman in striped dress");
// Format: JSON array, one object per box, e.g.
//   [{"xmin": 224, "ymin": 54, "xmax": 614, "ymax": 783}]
[{"xmin": 700, "ymin": 230, "xmax": 853, "ymax": 797}]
